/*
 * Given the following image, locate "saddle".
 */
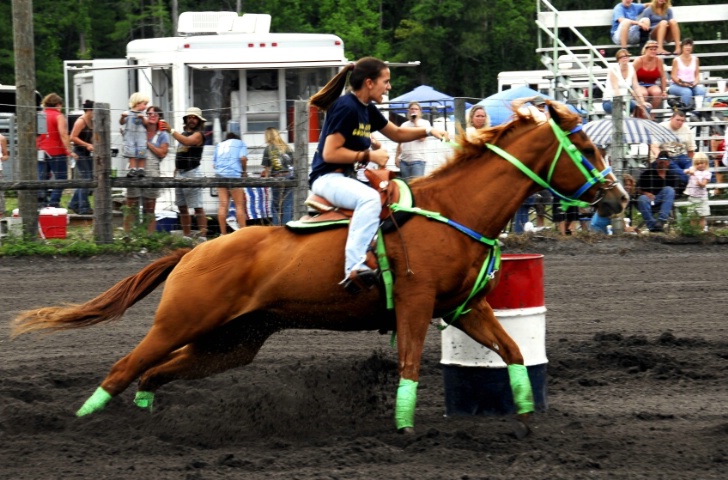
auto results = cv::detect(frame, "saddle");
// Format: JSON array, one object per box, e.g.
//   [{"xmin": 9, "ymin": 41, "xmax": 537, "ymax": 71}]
[{"xmin": 300, "ymin": 169, "xmax": 402, "ymax": 223}]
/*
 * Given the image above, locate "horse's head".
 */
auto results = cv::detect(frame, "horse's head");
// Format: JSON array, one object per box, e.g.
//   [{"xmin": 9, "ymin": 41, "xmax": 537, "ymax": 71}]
[
  {"xmin": 487, "ymin": 100, "xmax": 627, "ymax": 218},
  {"xmin": 538, "ymin": 101, "xmax": 628, "ymax": 217}
]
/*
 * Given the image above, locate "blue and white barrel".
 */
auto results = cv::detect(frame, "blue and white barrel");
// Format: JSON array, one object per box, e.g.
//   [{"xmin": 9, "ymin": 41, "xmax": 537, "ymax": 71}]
[{"xmin": 441, "ymin": 253, "xmax": 548, "ymax": 416}]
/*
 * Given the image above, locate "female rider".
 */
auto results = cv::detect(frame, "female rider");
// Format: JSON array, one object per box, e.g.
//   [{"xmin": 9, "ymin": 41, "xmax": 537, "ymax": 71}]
[{"xmin": 308, "ymin": 57, "xmax": 448, "ymax": 292}]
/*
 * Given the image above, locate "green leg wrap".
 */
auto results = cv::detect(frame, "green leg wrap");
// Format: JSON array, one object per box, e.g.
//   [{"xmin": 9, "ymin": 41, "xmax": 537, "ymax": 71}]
[
  {"xmin": 394, "ymin": 378, "xmax": 419, "ymax": 430},
  {"xmin": 133, "ymin": 391, "xmax": 155, "ymax": 411},
  {"xmin": 76, "ymin": 386, "xmax": 113, "ymax": 417},
  {"xmin": 507, "ymin": 364, "xmax": 535, "ymax": 415}
]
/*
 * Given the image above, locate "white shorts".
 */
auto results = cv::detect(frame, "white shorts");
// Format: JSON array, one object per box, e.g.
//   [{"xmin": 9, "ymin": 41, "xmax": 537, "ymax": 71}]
[{"xmin": 687, "ymin": 196, "xmax": 710, "ymax": 217}]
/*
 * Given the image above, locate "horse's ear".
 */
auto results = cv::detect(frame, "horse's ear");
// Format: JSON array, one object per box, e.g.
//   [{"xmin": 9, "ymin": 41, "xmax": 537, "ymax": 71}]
[{"xmin": 546, "ymin": 101, "xmax": 562, "ymax": 126}]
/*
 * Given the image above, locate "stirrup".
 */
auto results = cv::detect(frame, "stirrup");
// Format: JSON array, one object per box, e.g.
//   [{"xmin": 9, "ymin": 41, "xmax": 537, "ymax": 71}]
[{"xmin": 340, "ymin": 268, "xmax": 379, "ymax": 294}]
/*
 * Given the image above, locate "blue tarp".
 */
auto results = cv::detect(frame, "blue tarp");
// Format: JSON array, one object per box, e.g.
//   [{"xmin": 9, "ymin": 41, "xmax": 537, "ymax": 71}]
[
  {"xmin": 477, "ymin": 86, "xmax": 584, "ymax": 126},
  {"xmin": 388, "ymin": 85, "xmax": 471, "ymax": 115}
]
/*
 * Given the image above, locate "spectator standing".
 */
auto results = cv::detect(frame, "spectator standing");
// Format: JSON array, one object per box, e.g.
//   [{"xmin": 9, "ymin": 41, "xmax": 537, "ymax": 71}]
[
  {"xmin": 655, "ymin": 109, "xmax": 696, "ymax": 184},
  {"xmin": 120, "ymin": 93, "xmax": 150, "ymax": 177},
  {"xmin": 308, "ymin": 57, "xmax": 448, "ymax": 291},
  {"xmin": 0, "ymin": 133, "xmax": 7, "ymax": 216},
  {"xmin": 213, "ymin": 132, "xmax": 248, "ymax": 234},
  {"xmin": 261, "ymin": 127, "xmax": 294, "ymax": 226},
  {"xmin": 610, "ymin": 0, "xmax": 649, "ymax": 50},
  {"xmin": 395, "ymin": 102, "xmax": 432, "ymax": 180},
  {"xmin": 465, "ymin": 105, "xmax": 489, "ymax": 141},
  {"xmin": 602, "ymin": 49, "xmax": 650, "ymax": 117},
  {"xmin": 123, "ymin": 105, "xmax": 170, "ymax": 234},
  {"xmin": 636, "ymin": 152, "xmax": 681, "ymax": 232},
  {"xmin": 641, "ymin": 0, "xmax": 681, "ymax": 55},
  {"xmin": 634, "ymin": 40, "xmax": 668, "ymax": 114},
  {"xmin": 68, "ymin": 100, "xmax": 94, "ymax": 215},
  {"xmin": 37, "ymin": 93, "xmax": 76, "ymax": 208},
  {"xmin": 667, "ymin": 39, "xmax": 706, "ymax": 108},
  {"xmin": 682, "ymin": 152, "xmax": 711, "ymax": 231},
  {"xmin": 163, "ymin": 107, "xmax": 208, "ymax": 242}
]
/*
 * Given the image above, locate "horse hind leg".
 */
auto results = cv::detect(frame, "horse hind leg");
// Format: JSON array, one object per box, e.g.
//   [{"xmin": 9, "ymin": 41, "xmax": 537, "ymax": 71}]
[
  {"xmin": 77, "ymin": 320, "xmax": 219, "ymax": 417},
  {"xmin": 134, "ymin": 318, "xmax": 277, "ymax": 411}
]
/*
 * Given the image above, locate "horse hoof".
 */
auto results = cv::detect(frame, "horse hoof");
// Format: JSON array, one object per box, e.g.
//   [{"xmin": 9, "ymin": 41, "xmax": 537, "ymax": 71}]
[
  {"xmin": 398, "ymin": 427, "xmax": 416, "ymax": 435},
  {"xmin": 511, "ymin": 419, "xmax": 531, "ymax": 439}
]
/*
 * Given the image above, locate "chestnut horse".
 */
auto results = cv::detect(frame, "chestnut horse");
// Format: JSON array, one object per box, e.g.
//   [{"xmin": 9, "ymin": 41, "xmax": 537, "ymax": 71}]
[{"xmin": 12, "ymin": 101, "xmax": 627, "ymax": 434}]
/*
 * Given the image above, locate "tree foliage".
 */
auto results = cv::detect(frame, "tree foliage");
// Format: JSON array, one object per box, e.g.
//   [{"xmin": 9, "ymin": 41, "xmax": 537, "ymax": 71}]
[{"xmin": 1, "ymin": 0, "xmax": 725, "ymax": 101}]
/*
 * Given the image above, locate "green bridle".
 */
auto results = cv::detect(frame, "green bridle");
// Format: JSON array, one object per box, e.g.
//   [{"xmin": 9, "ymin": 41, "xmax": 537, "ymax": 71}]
[{"xmin": 485, "ymin": 118, "xmax": 615, "ymax": 208}]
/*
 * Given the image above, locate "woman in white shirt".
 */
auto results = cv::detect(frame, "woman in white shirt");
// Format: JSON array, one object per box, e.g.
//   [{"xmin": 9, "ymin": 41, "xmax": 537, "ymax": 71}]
[
  {"xmin": 602, "ymin": 49, "xmax": 649, "ymax": 117},
  {"xmin": 395, "ymin": 102, "xmax": 431, "ymax": 180}
]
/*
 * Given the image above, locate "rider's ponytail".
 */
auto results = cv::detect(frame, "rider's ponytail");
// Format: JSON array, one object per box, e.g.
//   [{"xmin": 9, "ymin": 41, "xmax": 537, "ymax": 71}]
[{"xmin": 310, "ymin": 57, "xmax": 387, "ymax": 112}]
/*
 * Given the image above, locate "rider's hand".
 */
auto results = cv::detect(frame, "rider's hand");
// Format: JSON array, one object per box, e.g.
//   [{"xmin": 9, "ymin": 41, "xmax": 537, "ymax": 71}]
[
  {"xmin": 369, "ymin": 148, "xmax": 389, "ymax": 167},
  {"xmin": 430, "ymin": 128, "xmax": 450, "ymax": 142}
]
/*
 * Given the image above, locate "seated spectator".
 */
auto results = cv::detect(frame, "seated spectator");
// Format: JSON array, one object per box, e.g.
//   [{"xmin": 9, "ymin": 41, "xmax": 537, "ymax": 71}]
[
  {"xmin": 667, "ymin": 39, "xmax": 706, "ymax": 109},
  {"xmin": 590, "ymin": 173, "xmax": 639, "ymax": 234},
  {"xmin": 610, "ymin": 0, "xmax": 649, "ymax": 50},
  {"xmin": 512, "ymin": 190, "xmax": 553, "ymax": 234},
  {"xmin": 653, "ymin": 108, "xmax": 697, "ymax": 184},
  {"xmin": 634, "ymin": 40, "xmax": 668, "ymax": 114},
  {"xmin": 551, "ymin": 199, "xmax": 581, "ymax": 235},
  {"xmin": 641, "ymin": 0, "xmax": 681, "ymax": 55},
  {"xmin": 602, "ymin": 49, "xmax": 651, "ymax": 117},
  {"xmin": 636, "ymin": 152, "xmax": 681, "ymax": 232}
]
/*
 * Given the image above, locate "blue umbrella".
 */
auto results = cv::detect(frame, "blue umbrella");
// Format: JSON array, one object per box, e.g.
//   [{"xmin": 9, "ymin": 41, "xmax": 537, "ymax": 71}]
[
  {"xmin": 477, "ymin": 86, "xmax": 584, "ymax": 126},
  {"xmin": 583, "ymin": 118, "xmax": 680, "ymax": 146},
  {"xmin": 388, "ymin": 85, "xmax": 470, "ymax": 114}
]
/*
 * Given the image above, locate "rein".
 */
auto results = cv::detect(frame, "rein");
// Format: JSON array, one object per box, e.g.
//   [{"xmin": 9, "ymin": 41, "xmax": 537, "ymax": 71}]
[
  {"xmin": 385, "ymin": 117, "xmax": 612, "ymax": 328},
  {"xmin": 486, "ymin": 119, "xmax": 613, "ymax": 209}
]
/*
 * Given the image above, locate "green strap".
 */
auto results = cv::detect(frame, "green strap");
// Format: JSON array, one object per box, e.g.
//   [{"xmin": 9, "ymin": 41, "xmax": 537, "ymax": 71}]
[
  {"xmin": 76, "ymin": 386, "xmax": 112, "ymax": 417},
  {"xmin": 134, "ymin": 391, "xmax": 155, "ymax": 411},
  {"xmin": 376, "ymin": 233, "xmax": 394, "ymax": 310},
  {"xmin": 385, "ymin": 201, "xmax": 501, "ymax": 328},
  {"xmin": 440, "ymin": 243, "xmax": 501, "ymax": 329},
  {"xmin": 507, "ymin": 364, "xmax": 535, "ymax": 415},
  {"xmin": 394, "ymin": 378, "xmax": 418, "ymax": 430},
  {"xmin": 486, "ymin": 142, "xmax": 590, "ymax": 209}
]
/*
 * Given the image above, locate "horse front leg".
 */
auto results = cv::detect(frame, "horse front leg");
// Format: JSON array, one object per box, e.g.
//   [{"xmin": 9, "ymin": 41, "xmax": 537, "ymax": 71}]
[
  {"xmin": 454, "ymin": 298, "xmax": 535, "ymax": 435},
  {"xmin": 393, "ymin": 296, "xmax": 435, "ymax": 434}
]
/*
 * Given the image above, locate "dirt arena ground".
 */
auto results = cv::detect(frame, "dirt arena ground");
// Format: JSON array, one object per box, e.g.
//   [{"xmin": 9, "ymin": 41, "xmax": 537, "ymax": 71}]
[{"xmin": 1, "ymin": 237, "xmax": 727, "ymax": 479}]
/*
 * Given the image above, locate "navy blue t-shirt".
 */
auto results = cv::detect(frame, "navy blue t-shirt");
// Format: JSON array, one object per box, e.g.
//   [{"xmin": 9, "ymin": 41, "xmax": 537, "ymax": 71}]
[{"xmin": 309, "ymin": 92, "xmax": 388, "ymax": 186}]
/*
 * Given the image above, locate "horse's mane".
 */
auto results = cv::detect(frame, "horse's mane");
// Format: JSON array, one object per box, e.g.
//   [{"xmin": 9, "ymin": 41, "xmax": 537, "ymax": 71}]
[{"xmin": 412, "ymin": 100, "xmax": 581, "ymax": 184}]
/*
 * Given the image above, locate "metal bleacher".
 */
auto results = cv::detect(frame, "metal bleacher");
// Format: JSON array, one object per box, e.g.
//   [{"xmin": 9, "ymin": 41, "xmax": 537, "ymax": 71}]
[
  {"xmin": 535, "ymin": 0, "xmax": 728, "ymax": 225},
  {"xmin": 536, "ymin": 0, "xmax": 728, "ymax": 121}
]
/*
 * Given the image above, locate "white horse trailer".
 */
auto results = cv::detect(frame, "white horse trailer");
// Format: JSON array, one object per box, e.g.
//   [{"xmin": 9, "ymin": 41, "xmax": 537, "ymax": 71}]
[{"xmin": 63, "ymin": 12, "xmax": 349, "ymax": 220}]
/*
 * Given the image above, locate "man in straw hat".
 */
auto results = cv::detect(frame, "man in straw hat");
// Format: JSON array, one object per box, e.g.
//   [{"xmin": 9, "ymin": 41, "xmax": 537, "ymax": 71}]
[{"xmin": 164, "ymin": 107, "xmax": 208, "ymax": 241}]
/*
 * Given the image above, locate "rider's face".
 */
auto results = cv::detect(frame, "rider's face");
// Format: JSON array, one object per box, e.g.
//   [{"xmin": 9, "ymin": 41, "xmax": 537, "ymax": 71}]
[{"xmin": 368, "ymin": 69, "xmax": 391, "ymax": 104}]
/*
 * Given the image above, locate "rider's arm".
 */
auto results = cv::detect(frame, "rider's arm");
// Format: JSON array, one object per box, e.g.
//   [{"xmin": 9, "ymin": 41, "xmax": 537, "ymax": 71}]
[{"xmin": 322, "ymin": 132, "xmax": 386, "ymax": 166}]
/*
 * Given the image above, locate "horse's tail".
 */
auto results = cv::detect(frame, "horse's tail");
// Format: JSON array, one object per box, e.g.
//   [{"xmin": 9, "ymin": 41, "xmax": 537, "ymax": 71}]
[{"xmin": 11, "ymin": 248, "xmax": 191, "ymax": 337}]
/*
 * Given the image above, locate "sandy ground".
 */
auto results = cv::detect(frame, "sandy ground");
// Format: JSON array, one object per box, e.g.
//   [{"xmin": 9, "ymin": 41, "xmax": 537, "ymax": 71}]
[{"xmin": 1, "ymin": 237, "xmax": 727, "ymax": 479}]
